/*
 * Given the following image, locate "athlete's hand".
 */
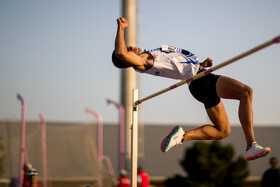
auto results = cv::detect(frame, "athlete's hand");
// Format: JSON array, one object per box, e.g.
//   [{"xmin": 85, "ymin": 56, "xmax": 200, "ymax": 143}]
[
  {"xmin": 117, "ymin": 17, "xmax": 128, "ymax": 29},
  {"xmin": 201, "ymin": 58, "xmax": 213, "ymax": 67}
]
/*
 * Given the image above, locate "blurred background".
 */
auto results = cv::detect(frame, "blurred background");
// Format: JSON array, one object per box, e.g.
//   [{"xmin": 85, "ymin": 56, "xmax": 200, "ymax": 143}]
[{"xmin": 0, "ymin": 0, "xmax": 280, "ymax": 186}]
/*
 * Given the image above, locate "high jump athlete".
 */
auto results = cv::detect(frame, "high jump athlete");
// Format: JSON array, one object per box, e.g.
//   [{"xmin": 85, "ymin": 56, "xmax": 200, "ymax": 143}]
[{"xmin": 112, "ymin": 17, "xmax": 271, "ymax": 161}]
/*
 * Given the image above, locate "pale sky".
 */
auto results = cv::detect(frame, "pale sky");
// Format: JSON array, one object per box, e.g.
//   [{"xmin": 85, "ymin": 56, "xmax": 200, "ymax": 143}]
[{"xmin": 0, "ymin": 0, "xmax": 280, "ymax": 126}]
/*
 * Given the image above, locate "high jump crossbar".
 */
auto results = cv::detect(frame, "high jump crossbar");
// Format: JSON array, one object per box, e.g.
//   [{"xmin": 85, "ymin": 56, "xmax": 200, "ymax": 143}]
[{"xmin": 135, "ymin": 35, "xmax": 280, "ymax": 106}]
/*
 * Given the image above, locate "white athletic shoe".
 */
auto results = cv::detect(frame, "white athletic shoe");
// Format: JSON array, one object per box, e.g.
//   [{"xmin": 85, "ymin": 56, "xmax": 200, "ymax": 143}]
[
  {"xmin": 161, "ymin": 125, "xmax": 185, "ymax": 152},
  {"xmin": 246, "ymin": 142, "xmax": 271, "ymax": 161}
]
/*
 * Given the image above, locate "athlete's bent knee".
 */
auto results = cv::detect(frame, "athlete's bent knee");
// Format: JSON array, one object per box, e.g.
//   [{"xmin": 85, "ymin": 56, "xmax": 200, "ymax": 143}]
[
  {"xmin": 241, "ymin": 86, "xmax": 253, "ymax": 100},
  {"xmin": 217, "ymin": 127, "xmax": 231, "ymax": 140},
  {"xmin": 222, "ymin": 128, "xmax": 231, "ymax": 139}
]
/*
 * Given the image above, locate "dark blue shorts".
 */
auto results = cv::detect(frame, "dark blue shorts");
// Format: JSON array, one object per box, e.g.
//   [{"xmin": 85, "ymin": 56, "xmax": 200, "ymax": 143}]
[{"xmin": 188, "ymin": 70, "xmax": 221, "ymax": 109}]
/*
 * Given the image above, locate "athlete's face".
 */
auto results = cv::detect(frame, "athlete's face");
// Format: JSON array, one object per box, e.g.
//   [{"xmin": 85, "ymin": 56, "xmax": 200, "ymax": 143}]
[{"xmin": 127, "ymin": 46, "xmax": 142, "ymax": 55}]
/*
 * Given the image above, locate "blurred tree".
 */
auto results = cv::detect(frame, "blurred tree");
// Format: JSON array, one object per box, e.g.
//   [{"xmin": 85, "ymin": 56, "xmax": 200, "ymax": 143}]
[
  {"xmin": 0, "ymin": 137, "xmax": 5, "ymax": 176},
  {"xmin": 166, "ymin": 141, "xmax": 249, "ymax": 187}
]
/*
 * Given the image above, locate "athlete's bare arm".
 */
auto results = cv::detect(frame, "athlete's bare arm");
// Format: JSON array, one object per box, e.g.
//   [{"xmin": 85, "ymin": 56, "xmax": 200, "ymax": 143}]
[{"xmin": 114, "ymin": 17, "xmax": 148, "ymax": 70}]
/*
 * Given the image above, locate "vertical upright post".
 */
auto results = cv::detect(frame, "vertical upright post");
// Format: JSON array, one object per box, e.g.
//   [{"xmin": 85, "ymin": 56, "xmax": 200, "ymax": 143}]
[
  {"xmin": 40, "ymin": 114, "xmax": 48, "ymax": 187},
  {"xmin": 121, "ymin": 0, "xmax": 137, "ymax": 171},
  {"xmin": 17, "ymin": 94, "xmax": 26, "ymax": 187},
  {"xmin": 131, "ymin": 89, "xmax": 138, "ymax": 187}
]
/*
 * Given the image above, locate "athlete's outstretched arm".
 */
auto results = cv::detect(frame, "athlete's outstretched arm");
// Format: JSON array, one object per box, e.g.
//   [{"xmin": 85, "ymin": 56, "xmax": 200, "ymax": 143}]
[
  {"xmin": 114, "ymin": 18, "xmax": 128, "ymax": 57},
  {"xmin": 114, "ymin": 17, "xmax": 145, "ymax": 67}
]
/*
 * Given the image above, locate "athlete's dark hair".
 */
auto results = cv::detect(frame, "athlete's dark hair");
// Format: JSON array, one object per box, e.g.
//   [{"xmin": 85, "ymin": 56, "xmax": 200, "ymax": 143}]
[{"xmin": 112, "ymin": 50, "xmax": 129, "ymax": 69}]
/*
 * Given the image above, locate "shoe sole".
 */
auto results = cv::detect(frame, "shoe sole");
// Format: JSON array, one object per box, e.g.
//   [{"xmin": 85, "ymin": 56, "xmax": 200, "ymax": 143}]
[
  {"xmin": 246, "ymin": 148, "xmax": 271, "ymax": 161},
  {"xmin": 161, "ymin": 125, "xmax": 181, "ymax": 152}
]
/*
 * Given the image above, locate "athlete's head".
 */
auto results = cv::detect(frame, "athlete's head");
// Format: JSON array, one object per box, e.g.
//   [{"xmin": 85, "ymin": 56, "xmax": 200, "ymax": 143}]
[
  {"xmin": 112, "ymin": 46, "xmax": 142, "ymax": 69},
  {"xmin": 127, "ymin": 46, "xmax": 142, "ymax": 55},
  {"xmin": 112, "ymin": 51, "xmax": 129, "ymax": 68}
]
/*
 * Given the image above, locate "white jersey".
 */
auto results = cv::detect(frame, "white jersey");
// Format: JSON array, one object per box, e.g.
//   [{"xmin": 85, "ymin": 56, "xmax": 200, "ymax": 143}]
[{"xmin": 136, "ymin": 45, "xmax": 200, "ymax": 82}]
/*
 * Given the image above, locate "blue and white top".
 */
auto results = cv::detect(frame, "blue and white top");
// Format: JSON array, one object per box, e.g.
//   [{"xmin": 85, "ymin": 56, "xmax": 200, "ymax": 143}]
[{"xmin": 136, "ymin": 45, "xmax": 200, "ymax": 82}]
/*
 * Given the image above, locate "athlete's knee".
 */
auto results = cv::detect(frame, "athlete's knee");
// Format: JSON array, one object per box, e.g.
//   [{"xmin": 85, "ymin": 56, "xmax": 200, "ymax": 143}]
[
  {"xmin": 217, "ymin": 126, "xmax": 231, "ymax": 139},
  {"xmin": 240, "ymin": 85, "xmax": 253, "ymax": 101},
  {"xmin": 222, "ymin": 127, "xmax": 231, "ymax": 138}
]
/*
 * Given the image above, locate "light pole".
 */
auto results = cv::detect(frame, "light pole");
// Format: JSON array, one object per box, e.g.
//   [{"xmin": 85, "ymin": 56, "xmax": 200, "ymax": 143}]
[
  {"xmin": 106, "ymin": 99, "xmax": 126, "ymax": 171},
  {"xmin": 86, "ymin": 108, "xmax": 103, "ymax": 187},
  {"xmin": 17, "ymin": 94, "xmax": 26, "ymax": 187},
  {"xmin": 40, "ymin": 114, "xmax": 48, "ymax": 187},
  {"xmin": 121, "ymin": 0, "xmax": 137, "ymax": 175}
]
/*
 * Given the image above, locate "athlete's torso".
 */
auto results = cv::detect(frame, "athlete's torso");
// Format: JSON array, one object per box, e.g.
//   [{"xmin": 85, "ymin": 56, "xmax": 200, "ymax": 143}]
[{"xmin": 136, "ymin": 45, "xmax": 200, "ymax": 81}]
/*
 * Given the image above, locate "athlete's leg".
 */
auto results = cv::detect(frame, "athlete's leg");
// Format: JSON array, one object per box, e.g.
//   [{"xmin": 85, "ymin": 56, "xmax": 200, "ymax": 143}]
[
  {"xmin": 162, "ymin": 75, "xmax": 269, "ymax": 158},
  {"xmin": 215, "ymin": 76, "xmax": 255, "ymax": 145},
  {"xmin": 162, "ymin": 101, "xmax": 231, "ymax": 152},
  {"xmin": 215, "ymin": 76, "xmax": 270, "ymax": 160},
  {"xmin": 184, "ymin": 101, "xmax": 231, "ymax": 141}
]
